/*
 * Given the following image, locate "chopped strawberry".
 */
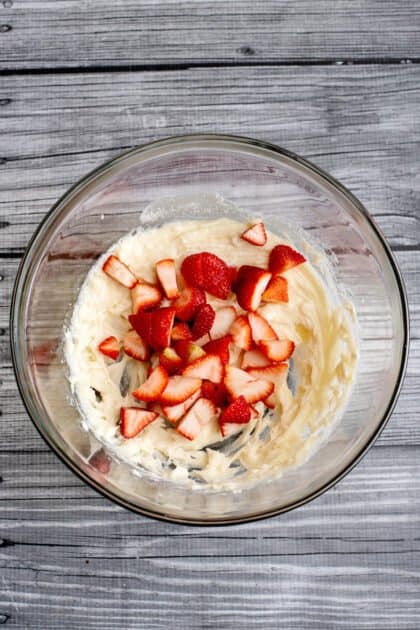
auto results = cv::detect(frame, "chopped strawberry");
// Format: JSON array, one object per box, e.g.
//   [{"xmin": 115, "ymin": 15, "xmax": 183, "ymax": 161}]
[
  {"xmin": 183, "ymin": 354, "xmax": 223, "ymax": 383},
  {"xmin": 203, "ymin": 335, "xmax": 231, "ymax": 364},
  {"xmin": 155, "ymin": 258, "xmax": 179, "ymax": 299},
  {"xmin": 191, "ymin": 303, "xmax": 216, "ymax": 339},
  {"xmin": 259, "ymin": 339, "xmax": 295, "ymax": 362},
  {"xmin": 241, "ymin": 348, "xmax": 271, "ymax": 369},
  {"xmin": 159, "ymin": 347, "xmax": 183, "ymax": 375},
  {"xmin": 240, "ymin": 222, "xmax": 267, "ymax": 246},
  {"xmin": 262, "ymin": 275, "xmax": 289, "ymax": 303},
  {"xmin": 161, "ymin": 390, "xmax": 201, "ymax": 424},
  {"xmin": 233, "ymin": 265, "xmax": 272, "ymax": 311},
  {"xmin": 120, "ymin": 407, "xmax": 159, "ymax": 438},
  {"xmin": 249, "ymin": 405, "xmax": 260, "ymax": 420},
  {"xmin": 224, "ymin": 365, "xmax": 274, "ymax": 404},
  {"xmin": 269, "ymin": 244, "xmax": 306, "ymax": 274},
  {"xmin": 159, "ymin": 375, "xmax": 202, "ymax": 405},
  {"xmin": 88, "ymin": 448, "xmax": 111, "ymax": 474},
  {"xmin": 174, "ymin": 340, "xmax": 206, "ymax": 364},
  {"xmin": 201, "ymin": 380, "xmax": 229, "ymax": 408},
  {"xmin": 177, "ymin": 398, "xmax": 217, "ymax": 440},
  {"xmin": 129, "ymin": 306, "xmax": 175, "ymax": 351},
  {"xmin": 229, "ymin": 315, "xmax": 252, "ymax": 350},
  {"xmin": 228, "ymin": 266, "xmax": 238, "ymax": 286},
  {"xmin": 131, "ymin": 282, "xmax": 162, "ymax": 313},
  {"xmin": 209, "ymin": 306, "xmax": 237, "ymax": 340},
  {"xmin": 132, "ymin": 365, "xmax": 169, "ymax": 402},
  {"xmin": 173, "ymin": 286, "xmax": 206, "ymax": 321},
  {"xmin": 102, "ymin": 255, "xmax": 137, "ymax": 289},
  {"xmin": 98, "ymin": 336, "xmax": 120, "ymax": 360},
  {"xmin": 248, "ymin": 312, "xmax": 278, "ymax": 343},
  {"xmin": 219, "ymin": 395, "xmax": 251, "ymax": 437},
  {"xmin": 123, "ymin": 330, "xmax": 149, "ymax": 361},
  {"xmin": 171, "ymin": 322, "xmax": 193, "ymax": 341},
  {"xmin": 264, "ymin": 393, "xmax": 276, "ymax": 409},
  {"xmin": 247, "ymin": 363, "xmax": 288, "ymax": 388},
  {"xmin": 181, "ymin": 252, "xmax": 231, "ymax": 299}
]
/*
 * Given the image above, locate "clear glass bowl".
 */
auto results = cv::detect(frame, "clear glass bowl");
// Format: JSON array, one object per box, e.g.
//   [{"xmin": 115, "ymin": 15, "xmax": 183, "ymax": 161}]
[{"xmin": 10, "ymin": 134, "xmax": 409, "ymax": 524}]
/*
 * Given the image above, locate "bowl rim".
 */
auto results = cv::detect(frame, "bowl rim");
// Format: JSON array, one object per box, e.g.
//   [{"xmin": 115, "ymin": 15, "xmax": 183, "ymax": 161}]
[{"xmin": 10, "ymin": 133, "xmax": 410, "ymax": 525}]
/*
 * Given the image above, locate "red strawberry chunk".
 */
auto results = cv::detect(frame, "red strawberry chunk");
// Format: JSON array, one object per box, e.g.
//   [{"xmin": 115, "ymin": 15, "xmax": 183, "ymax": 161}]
[
  {"xmin": 191, "ymin": 303, "xmax": 216, "ymax": 340},
  {"xmin": 177, "ymin": 398, "xmax": 217, "ymax": 440},
  {"xmin": 262, "ymin": 275, "xmax": 289, "ymax": 303},
  {"xmin": 269, "ymin": 244, "xmax": 306, "ymax": 274},
  {"xmin": 240, "ymin": 222, "xmax": 267, "ymax": 246},
  {"xmin": 102, "ymin": 255, "xmax": 137, "ymax": 289},
  {"xmin": 171, "ymin": 322, "xmax": 193, "ymax": 341},
  {"xmin": 131, "ymin": 282, "xmax": 162, "ymax": 313},
  {"xmin": 183, "ymin": 354, "xmax": 223, "ymax": 384},
  {"xmin": 159, "ymin": 347, "xmax": 183, "ymax": 375},
  {"xmin": 181, "ymin": 252, "xmax": 231, "ymax": 299},
  {"xmin": 259, "ymin": 339, "xmax": 295, "ymax": 362},
  {"xmin": 241, "ymin": 348, "xmax": 271, "ymax": 369},
  {"xmin": 219, "ymin": 395, "xmax": 252, "ymax": 437},
  {"xmin": 247, "ymin": 363, "xmax": 288, "ymax": 390},
  {"xmin": 162, "ymin": 390, "xmax": 201, "ymax": 424},
  {"xmin": 173, "ymin": 286, "xmax": 206, "ymax": 321},
  {"xmin": 174, "ymin": 340, "xmax": 206, "ymax": 364},
  {"xmin": 123, "ymin": 330, "xmax": 149, "ymax": 361},
  {"xmin": 234, "ymin": 265, "xmax": 272, "ymax": 311},
  {"xmin": 248, "ymin": 312, "xmax": 278, "ymax": 343},
  {"xmin": 203, "ymin": 335, "xmax": 231, "ymax": 364},
  {"xmin": 209, "ymin": 306, "xmax": 237, "ymax": 340},
  {"xmin": 132, "ymin": 365, "xmax": 169, "ymax": 402},
  {"xmin": 89, "ymin": 448, "xmax": 112, "ymax": 474},
  {"xmin": 156, "ymin": 258, "xmax": 179, "ymax": 299},
  {"xmin": 228, "ymin": 266, "xmax": 238, "ymax": 287},
  {"xmin": 98, "ymin": 336, "xmax": 120, "ymax": 360},
  {"xmin": 129, "ymin": 306, "xmax": 175, "ymax": 351},
  {"xmin": 120, "ymin": 407, "xmax": 159, "ymax": 438},
  {"xmin": 201, "ymin": 380, "xmax": 229, "ymax": 408},
  {"xmin": 224, "ymin": 365, "xmax": 274, "ymax": 404},
  {"xmin": 229, "ymin": 315, "xmax": 252, "ymax": 350},
  {"xmin": 159, "ymin": 375, "xmax": 202, "ymax": 405}
]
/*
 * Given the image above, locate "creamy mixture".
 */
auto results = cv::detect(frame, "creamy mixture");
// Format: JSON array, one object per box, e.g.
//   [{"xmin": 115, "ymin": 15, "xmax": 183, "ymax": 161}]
[{"xmin": 65, "ymin": 217, "xmax": 358, "ymax": 490}]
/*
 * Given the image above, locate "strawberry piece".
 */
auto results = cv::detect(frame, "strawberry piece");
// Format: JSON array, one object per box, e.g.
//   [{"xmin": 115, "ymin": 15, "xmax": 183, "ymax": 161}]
[
  {"xmin": 161, "ymin": 390, "xmax": 201, "ymax": 424},
  {"xmin": 98, "ymin": 336, "xmax": 120, "ymax": 360},
  {"xmin": 181, "ymin": 252, "xmax": 231, "ymax": 299},
  {"xmin": 229, "ymin": 315, "xmax": 252, "ymax": 350},
  {"xmin": 155, "ymin": 258, "xmax": 179, "ymax": 299},
  {"xmin": 201, "ymin": 380, "xmax": 229, "ymax": 408},
  {"xmin": 183, "ymin": 354, "xmax": 223, "ymax": 383},
  {"xmin": 177, "ymin": 398, "xmax": 217, "ymax": 440},
  {"xmin": 173, "ymin": 286, "xmax": 206, "ymax": 321},
  {"xmin": 159, "ymin": 375, "xmax": 202, "ymax": 405},
  {"xmin": 120, "ymin": 407, "xmax": 159, "ymax": 438},
  {"xmin": 174, "ymin": 340, "xmax": 206, "ymax": 364},
  {"xmin": 131, "ymin": 282, "xmax": 162, "ymax": 313},
  {"xmin": 191, "ymin": 303, "xmax": 216, "ymax": 340},
  {"xmin": 123, "ymin": 330, "xmax": 149, "ymax": 361},
  {"xmin": 209, "ymin": 306, "xmax": 237, "ymax": 340},
  {"xmin": 262, "ymin": 275, "xmax": 289, "ymax": 303},
  {"xmin": 269, "ymin": 244, "xmax": 306, "ymax": 274},
  {"xmin": 234, "ymin": 265, "xmax": 272, "ymax": 311},
  {"xmin": 203, "ymin": 335, "xmax": 231, "ymax": 364},
  {"xmin": 132, "ymin": 365, "xmax": 169, "ymax": 402},
  {"xmin": 224, "ymin": 365, "xmax": 274, "ymax": 404},
  {"xmin": 102, "ymin": 255, "xmax": 137, "ymax": 289},
  {"xmin": 171, "ymin": 322, "xmax": 193, "ymax": 341},
  {"xmin": 240, "ymin": 222, "xmax": 267, "ymax": 246},
  {"xmin": 259, "ymin": 339, "xmax": 295, "ymax": 362},
  {"xmin": 88, "ymin": 448, "xmax": 111, "ymax": 474},
  {"xmin": 241, "ymin": 348, "xmax": 271, "ymax": 369},
  {"xmin": 219, "ymin": 395, "xmax": 251, "ymax": 437},
  {"xmin": 129, "ymin": 306, "xmax": 175, "ymax": 351},
  {"xmin": 228, "ymin": 266, "xmax": 238, "ymax": 286},
  {"xmin": 159, "ymin": 347, "xmax": 183, "ymax": 375},
  {"xmin": 248, "ymin": 312, "xmax": 278, "ymax": 343},
  {"xmin": 264, "ymin": 393, "xmax": 276, "ymax": 409},
  {"xmin": 247, "ymin": 363, "xmax": 288, "ymax": 388}
]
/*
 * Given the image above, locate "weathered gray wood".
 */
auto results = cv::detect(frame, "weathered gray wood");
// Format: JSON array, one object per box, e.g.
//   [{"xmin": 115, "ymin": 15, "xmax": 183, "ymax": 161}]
[{"xmin": 2, "ymin": 0, "xmax": 420, "ymax": 69}]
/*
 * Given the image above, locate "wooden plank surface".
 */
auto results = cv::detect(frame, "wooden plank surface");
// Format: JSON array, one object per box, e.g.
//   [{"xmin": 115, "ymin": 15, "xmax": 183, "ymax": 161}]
[
  {"xmin": 1, "ymin": 0, "xmax": 420, "ymax": 69},
  {"xmin": 1, "ymin": 2, "xmax": 420, "ymax": 629}
]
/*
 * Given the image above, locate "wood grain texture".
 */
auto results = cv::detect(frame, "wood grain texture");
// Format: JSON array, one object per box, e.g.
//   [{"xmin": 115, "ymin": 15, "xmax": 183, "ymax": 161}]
[
  {"xmin": 1, "ymin": 2, "xmax": 420, "ymax": 628},
  {"xmin": 2, "ymin": 0, "xmax": 420, "ymax": 69}
]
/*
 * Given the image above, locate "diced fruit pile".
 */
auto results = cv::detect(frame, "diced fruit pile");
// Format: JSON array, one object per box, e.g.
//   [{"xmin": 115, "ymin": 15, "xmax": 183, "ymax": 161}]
[{"xmin": 98, "ymin": 222, "xmax": 306, "ymax": 441}]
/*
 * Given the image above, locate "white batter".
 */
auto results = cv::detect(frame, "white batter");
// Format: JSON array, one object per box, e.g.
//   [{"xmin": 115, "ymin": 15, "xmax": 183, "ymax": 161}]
[{"xmin": 64, "ymin": 218, "xmax": 358, "ymax": 490}]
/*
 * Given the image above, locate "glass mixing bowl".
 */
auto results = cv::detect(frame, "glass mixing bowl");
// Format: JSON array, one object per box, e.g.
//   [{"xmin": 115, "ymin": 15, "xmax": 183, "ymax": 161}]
[{"xmin": 10, "ymin": 134, "xmax": 409, "ymax": 524}]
